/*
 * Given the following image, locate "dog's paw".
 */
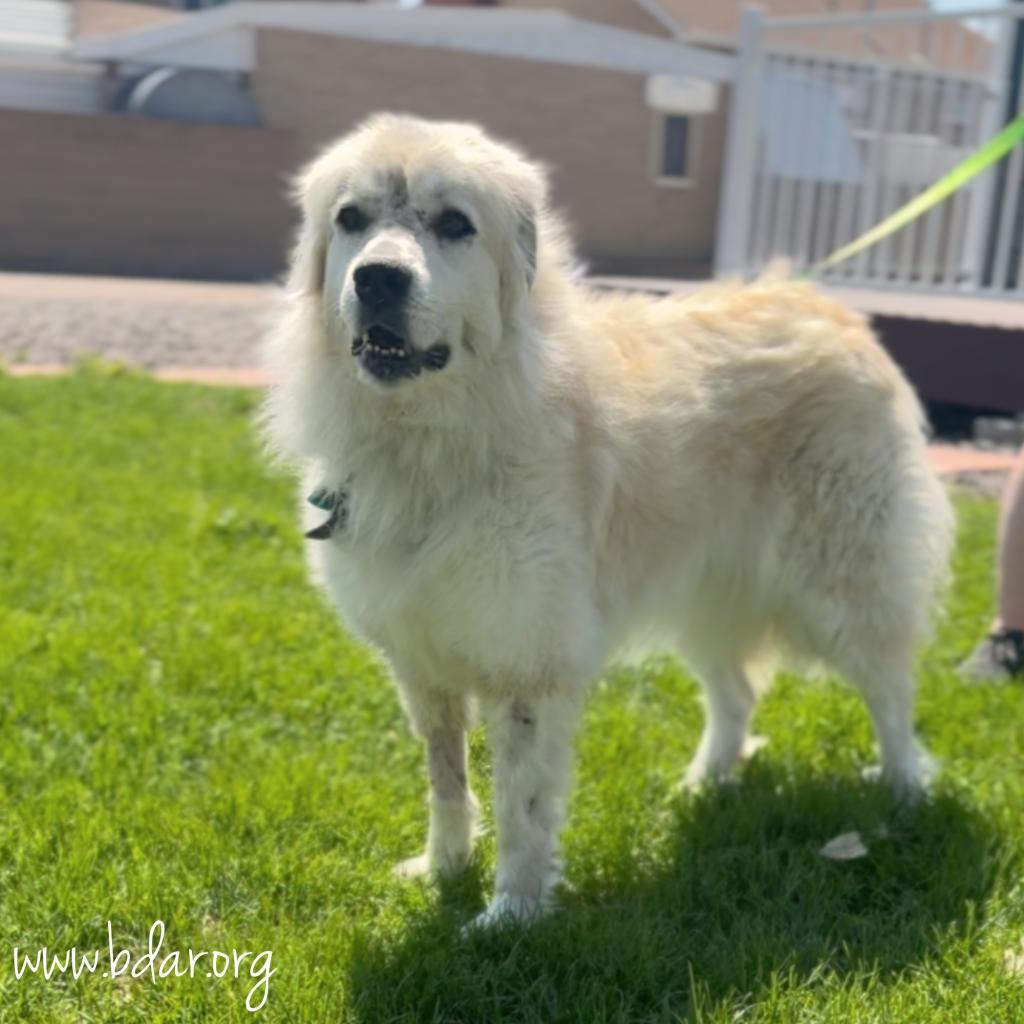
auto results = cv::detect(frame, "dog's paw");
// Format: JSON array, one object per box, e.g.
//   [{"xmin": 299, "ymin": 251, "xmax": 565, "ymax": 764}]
[
  {"xmin": 679, "ymin": 758, "xmax": 740, "ymax": 792},
  {"xmin": 742, "ymin": 733, "xmax": 769, "ymax": 759},
  {"xmin": 678, "ymin": 734, "xmax": 767, "ymax": 792},
  {"xmin": 394, "ymin": 853, "xmax": 432, "ymax": 880},
  {"xmin": 394, "ymin": 846, "xmax": 471, "ymax": 882},
  {"xmin": 461, "ymin": 893, "xmax": 545, "ymax": 935},
  {"xmin": 861, "ymin": 761, "xmax": 935, "ymax": 806}
]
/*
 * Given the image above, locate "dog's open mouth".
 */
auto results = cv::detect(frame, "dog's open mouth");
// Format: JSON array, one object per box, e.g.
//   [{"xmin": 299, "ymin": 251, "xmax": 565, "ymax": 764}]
[{"xmin": 352, "ymin": 324, "xmax": 450, "ymax": 383}]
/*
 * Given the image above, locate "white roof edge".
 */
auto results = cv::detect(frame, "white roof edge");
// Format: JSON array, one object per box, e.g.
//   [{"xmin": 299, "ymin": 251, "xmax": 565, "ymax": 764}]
[
  {"xmin": 71, "ymin": 3, "xmax": 735, "ymax": 83},
  {"xmin": 552, "ymin": 17, "xmax": 735, "ymax": 81},
  {"xmin": 72, "ymin": 4, "xmax": 571, "ymax": 60}
]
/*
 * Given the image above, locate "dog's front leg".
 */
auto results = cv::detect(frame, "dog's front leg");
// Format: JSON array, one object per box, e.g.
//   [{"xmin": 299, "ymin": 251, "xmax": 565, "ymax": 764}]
[
  {"xmin": 469, "ymin": 690, "xmax": 581, "ymax": 929},
  {"xmin": 395, "ymin": 690, "xmax": 478, "ymax": 879}
]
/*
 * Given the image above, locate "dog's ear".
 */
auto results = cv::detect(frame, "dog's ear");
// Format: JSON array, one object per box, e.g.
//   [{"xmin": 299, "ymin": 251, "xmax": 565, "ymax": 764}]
[
  {"xmin": 517, "ymin": 206, "xmax": 537, "ymax": 291},
  {"xmin": 287, "ymin": 213, "xmax": 328, "ymax": 297},
  {"xmin": 284, "ymin": 159, "xmax": 334, "ymax": 297},
  {"xmin": 500, "ymin": 202, "xmax": 537, "ymax": 324}
]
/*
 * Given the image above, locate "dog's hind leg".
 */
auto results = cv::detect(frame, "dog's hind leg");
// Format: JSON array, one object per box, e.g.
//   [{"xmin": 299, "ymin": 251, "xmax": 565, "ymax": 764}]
[
  {"xmin": 834, "ymin": 646, "xmax": 936, "ymax": 801},
  {"xmin": 682, "ymin": 660, "xmax": 758, "ymax": 789},
  {"xmin": 395, "ymin": 689, "xmax": 478, "ymax": 880},
  {"xmin": 859, "ymin": 674, "xmax": 934, "ymax": 799},
  {"xmin": 467, "ymin": 690, "xmax": 582, "ymax": 929},
  {"xmin": 792, "ymin": 583, "xmax": 937, "ymax": 800}
]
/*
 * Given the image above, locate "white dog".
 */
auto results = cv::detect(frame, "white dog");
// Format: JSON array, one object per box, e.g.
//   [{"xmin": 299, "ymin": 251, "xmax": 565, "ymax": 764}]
[{"xmin": 261, "ymin": 114, "xmax": 954, "ymax": 929}]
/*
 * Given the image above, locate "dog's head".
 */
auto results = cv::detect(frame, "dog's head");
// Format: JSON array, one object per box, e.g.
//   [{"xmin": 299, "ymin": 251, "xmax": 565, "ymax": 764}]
[{"xmin": 288, "ymin": 114, "xmax": 547, "ymax": 391}]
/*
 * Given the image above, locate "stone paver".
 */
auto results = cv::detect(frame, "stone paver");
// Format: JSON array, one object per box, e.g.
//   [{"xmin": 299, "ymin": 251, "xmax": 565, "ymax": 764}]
[{"xmin": 0, "ymin": 272, "xmax": 277, "ymax": 369}]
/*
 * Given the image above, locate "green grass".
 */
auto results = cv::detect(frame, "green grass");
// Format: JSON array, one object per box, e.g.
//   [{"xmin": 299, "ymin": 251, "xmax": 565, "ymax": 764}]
[{"xmin": 0, "ymin": 366, "xmax": 1022, "ymax": 1023}]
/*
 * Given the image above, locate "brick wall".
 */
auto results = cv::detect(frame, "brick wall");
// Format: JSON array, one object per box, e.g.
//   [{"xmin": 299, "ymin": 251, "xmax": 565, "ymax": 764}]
[
  {"xmin": 252, "ymin": 29, "xmax": 727, "ymax": 277},
  {"xmin": 0, "ymin": 108, "xmax": 298, "ymax": 280}
]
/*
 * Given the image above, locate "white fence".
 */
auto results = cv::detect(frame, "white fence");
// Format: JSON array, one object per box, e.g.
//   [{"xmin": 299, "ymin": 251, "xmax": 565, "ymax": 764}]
[{"xmin": 715, "ymin": 4, "xmax": 1024, "ymax": 295}]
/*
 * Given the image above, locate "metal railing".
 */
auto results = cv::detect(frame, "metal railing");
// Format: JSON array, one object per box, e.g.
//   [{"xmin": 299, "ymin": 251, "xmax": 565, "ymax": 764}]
[{"xmin": 714, "ymin": 3, "xmax": 1024, "ymax": 295}]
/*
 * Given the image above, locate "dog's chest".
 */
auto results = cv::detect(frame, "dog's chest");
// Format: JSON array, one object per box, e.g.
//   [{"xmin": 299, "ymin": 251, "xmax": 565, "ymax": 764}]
[{"xmin": 312, "ymin": 479, "xmax": 595, "ymax": 686}]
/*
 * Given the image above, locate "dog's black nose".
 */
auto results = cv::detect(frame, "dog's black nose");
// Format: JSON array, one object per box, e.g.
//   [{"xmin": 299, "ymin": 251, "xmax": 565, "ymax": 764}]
[{"xmin": 354, "ymin": 263, "xmax": 412, "ymax": 309}]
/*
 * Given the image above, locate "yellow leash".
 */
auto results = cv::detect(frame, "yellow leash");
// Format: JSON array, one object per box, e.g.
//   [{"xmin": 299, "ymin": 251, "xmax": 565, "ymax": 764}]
[{"xmin": 803, "ymin": 114, "xmax": 1024, "ymax": 278}]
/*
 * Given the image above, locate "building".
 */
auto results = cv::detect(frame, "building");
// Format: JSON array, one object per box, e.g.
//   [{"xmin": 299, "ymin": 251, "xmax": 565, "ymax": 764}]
[
  {"xmin": 0, "ymin": 0, "xmax": 734, "ymax": 279},
  {"xmin": 0, "ymin": 0, "xmax": 1005, "ymax": 282}
]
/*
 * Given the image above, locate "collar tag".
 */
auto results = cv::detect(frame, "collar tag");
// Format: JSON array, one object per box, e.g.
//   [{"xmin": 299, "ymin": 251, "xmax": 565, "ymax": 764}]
[
  {"xmin": 305, "ymin": 485, "xmax": 348, "ymax": 540},
  {"xmin": 307, "ymin": 486, "xmax": 335, "ymax": 512}
]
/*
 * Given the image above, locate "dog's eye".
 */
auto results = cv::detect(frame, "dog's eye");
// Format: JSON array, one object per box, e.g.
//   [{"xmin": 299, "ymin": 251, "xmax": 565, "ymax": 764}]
[
  {"xmin": 337, "ymin": 205, "xmax": 371, "ymax": 233},
  {"xmin": 435, "ymin": 208, "xmax": 476, "ymax": 242}
]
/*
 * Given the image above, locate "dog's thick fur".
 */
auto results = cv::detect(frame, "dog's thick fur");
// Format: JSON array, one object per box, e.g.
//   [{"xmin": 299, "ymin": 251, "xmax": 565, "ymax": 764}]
[{"xmin": 262, "ymin": 114, "xmax": 954, "ymax": 928}]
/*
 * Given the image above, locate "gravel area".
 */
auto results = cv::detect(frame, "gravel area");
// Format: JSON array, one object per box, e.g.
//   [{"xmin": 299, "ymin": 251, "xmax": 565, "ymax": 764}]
[{"xmin": 0, "ymin": 273, "xmax": 278, "ymax": 369}]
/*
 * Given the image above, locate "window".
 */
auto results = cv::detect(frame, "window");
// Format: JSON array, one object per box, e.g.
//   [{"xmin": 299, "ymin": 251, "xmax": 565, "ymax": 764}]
[{"xmin": 656, "ymin": 114, "xmax": 698, "ymax": 187}]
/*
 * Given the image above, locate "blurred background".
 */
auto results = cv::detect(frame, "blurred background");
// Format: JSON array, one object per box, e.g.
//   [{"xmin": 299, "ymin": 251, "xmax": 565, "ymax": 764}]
[{"xmin": 0, "ymin": 0, "xmax": 1022, "ymax": 420}]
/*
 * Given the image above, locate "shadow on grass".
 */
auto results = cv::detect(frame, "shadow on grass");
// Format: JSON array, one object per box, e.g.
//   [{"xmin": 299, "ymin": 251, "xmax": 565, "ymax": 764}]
[{"xmin": 346, "ymin": 765, "xmax": 1003, "ymax": 1023}]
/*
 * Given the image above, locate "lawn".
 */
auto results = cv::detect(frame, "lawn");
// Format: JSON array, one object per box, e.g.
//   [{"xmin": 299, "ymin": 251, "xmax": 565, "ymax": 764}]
[{"xmin": 0, "ymin": 366, "xmax": 1022, "ymax": 1023}]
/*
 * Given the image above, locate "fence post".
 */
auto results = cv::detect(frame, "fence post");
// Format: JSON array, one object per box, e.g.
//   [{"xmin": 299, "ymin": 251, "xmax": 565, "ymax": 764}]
[
  {"xmin": 713, "ymin": 5, "xmax": 765, "ymax": 277},
  {"xmin": 960, "ymin": 9, "xmax": 1015, "ymax": 287}
]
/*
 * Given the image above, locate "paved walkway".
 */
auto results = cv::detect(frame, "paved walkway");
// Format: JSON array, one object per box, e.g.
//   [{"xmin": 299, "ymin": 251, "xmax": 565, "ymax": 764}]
[{"xmin": 0, "ymin": 272, "xmax": 274, "ymax": 368}]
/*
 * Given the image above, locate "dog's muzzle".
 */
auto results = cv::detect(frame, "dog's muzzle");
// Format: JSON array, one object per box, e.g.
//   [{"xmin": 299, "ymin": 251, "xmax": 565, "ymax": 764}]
[{"xmin": 351, "ymin": 324, "xmax": 450, "ymax": 383}]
